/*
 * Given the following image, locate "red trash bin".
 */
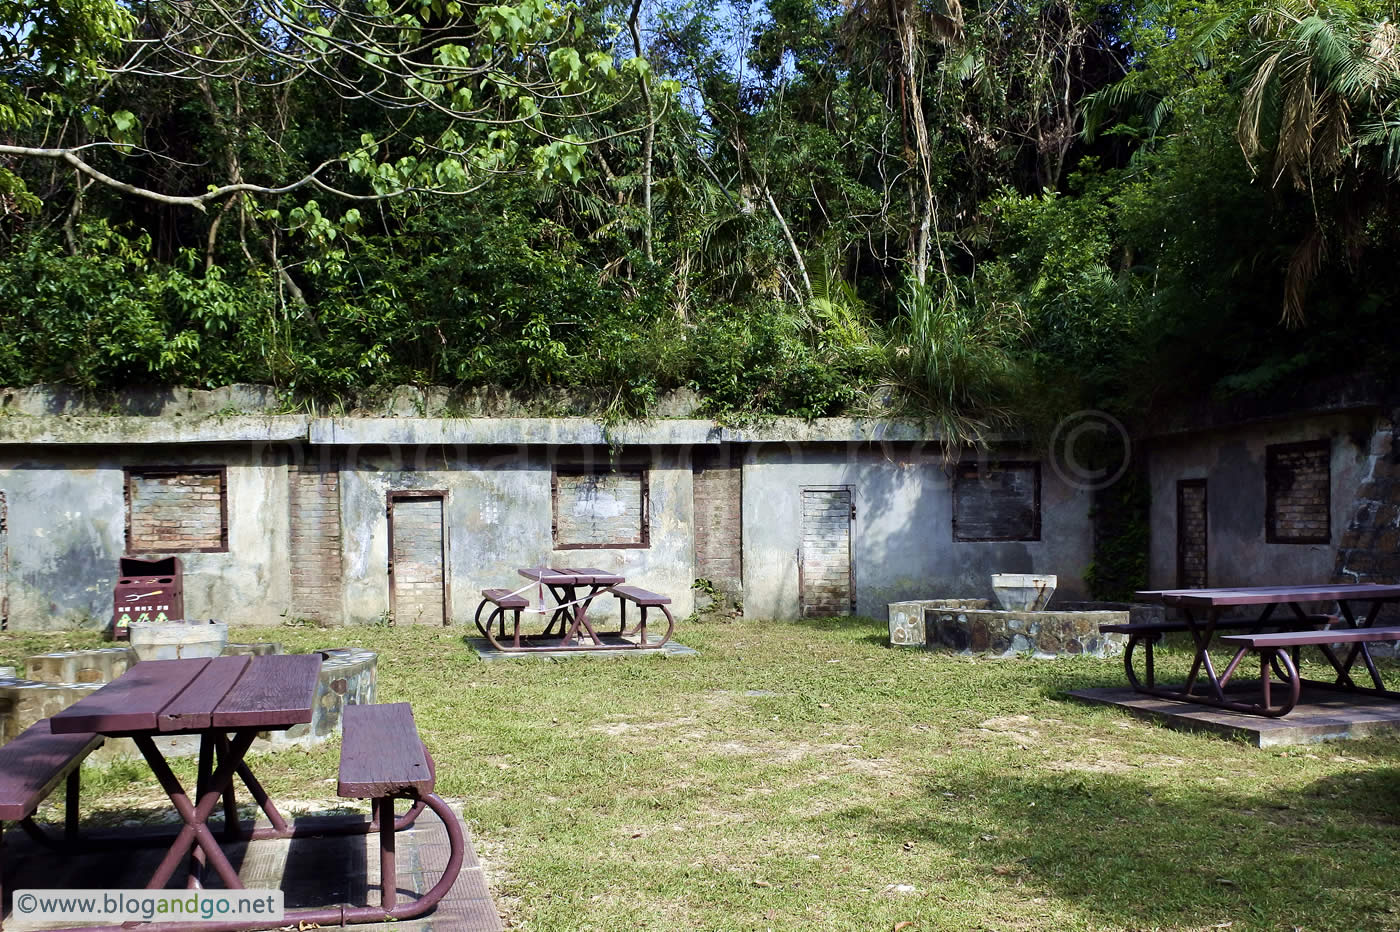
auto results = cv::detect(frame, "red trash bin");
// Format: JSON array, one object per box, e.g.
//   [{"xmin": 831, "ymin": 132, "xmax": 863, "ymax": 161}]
[{"xmin": 112, "ymin": 556, "xmax": 185, "ymax": 640}]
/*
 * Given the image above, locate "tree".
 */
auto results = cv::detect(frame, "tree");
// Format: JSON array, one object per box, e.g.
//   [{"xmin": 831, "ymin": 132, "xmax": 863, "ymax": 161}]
[
  {"xmin": 1238, "ymin": 0, "xmax": 1400, "ymax": 322},
  {"xmin": 0, "ymin": 0, "xmax": 664, "ymax": 212}
]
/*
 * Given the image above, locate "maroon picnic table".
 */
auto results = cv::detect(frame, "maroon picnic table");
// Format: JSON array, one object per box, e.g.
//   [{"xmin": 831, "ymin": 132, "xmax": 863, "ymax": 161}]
[
  {"xmin": 1131, "ymin": 584, "xmax": 1400, "ymax": 716},
  {"xmin": 475, "ymin": 566, "xmax": 674, "ymax": 652},
  {"xmin": 48, "ymin": 653, "xmax": 323, "ymax": 893}
]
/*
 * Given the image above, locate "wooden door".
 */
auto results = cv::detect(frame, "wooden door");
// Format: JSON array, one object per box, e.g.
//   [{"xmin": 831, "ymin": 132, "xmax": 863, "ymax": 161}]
[
  {"xmin": 388, "ymin": 493, "xmax": 447, "ymax": 626},
  {"xmin": 1177, "ymin": 479, "xmax": 1207, "ymax": 589},
  {"xmin": 799, "ymin": 487, "xmax": 855, "ymax": 617}
]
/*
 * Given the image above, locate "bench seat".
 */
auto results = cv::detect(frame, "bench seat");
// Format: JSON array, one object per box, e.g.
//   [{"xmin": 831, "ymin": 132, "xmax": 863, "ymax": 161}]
[
  {"xmin": 0, "ymin": 719, "xmax": 102, "ymax": 822},
  {"xmin": 480, "ymin": 588, "xmax": 528, "ymax": 609},
  {"xmin": 335, "ymin": 703, "xmax": 465, "ymax": 918},
  {"xmin": 338, "ymin": 702, "xmax": 434, "ymax": 799},
  {"xmin": 1100, "ymin": 614, "xmax": 1335, "ymax": 636},
  {"xmin": 1220, "ymin": 626, "xmax": 1400, "ymax": 649},
  {"xmin": 611, "ymin": 585, "xmax": 671, "ymax": 606}
]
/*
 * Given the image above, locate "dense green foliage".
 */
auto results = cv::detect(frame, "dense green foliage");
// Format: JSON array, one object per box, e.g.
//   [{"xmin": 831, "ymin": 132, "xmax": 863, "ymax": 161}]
[{"xmin": 3, "ymin": 0, "xmax": 1400, "ymax": 428}]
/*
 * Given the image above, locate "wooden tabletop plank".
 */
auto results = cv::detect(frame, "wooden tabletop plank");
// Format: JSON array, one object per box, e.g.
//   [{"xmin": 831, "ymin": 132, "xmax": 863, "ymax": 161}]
[
  {"xmin": 210, "ymin": 653, "xmax": 321, "ymax": 729},
  {"xmin": 50, "ymin": 658, "xmax": 210, "ymax": 735},
  {"xmin": 558, "ymin": 567, "xmax": 625, "ymax": 585},
  {"xmin": 157, "ymin": 655, "xmax": 252, "ymax": 732},
  {"xmin": 1136, "ymin": 584, "xmax": 1400, "ymax": 607},
  {"xmin": 518, "ymin": 566, "xmax": 579, "ymax": 585},
  {"xmin": 338, "ymin": 703, "xmax": 434, "ymax": 798}
]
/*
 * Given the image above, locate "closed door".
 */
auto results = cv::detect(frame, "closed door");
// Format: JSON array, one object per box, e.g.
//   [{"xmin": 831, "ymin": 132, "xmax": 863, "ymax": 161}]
[
  {"xmin": 1177, "ymin": 479, "xmax": 1207, "ymax": 589},
  {"xmin": 800, "ymin": 487, "xmax": 854, "ymax": 617},
  {"xmin": 0, "ymin": 490, "xmax": 7, "ymax": 631},
  {"xmin": 388, "ymin": 493, "xmax": 447, "ymax": 625}
]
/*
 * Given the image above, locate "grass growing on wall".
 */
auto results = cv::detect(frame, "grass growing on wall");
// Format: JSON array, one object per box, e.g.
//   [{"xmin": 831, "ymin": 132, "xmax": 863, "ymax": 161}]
[{"xmin": 4, "ymin": 619, "xmax": 1400, "ymax": 930}]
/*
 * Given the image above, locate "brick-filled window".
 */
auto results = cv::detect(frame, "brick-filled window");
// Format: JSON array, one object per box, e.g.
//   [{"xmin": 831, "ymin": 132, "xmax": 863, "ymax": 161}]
[
  {"xmin": 125, "ymin": 467, "xmax": 228, "ymax": 553},
  {"xmin": 552, "ymin": 467, "xmax": 649, "ymax": 549},
  {"xmin": 1266, "ymin": 439, "xmax": 1330, "ymax": 544},
  {"xmin": 953, "ymin": 461, "xmax": 1041, "ymax": 542}
]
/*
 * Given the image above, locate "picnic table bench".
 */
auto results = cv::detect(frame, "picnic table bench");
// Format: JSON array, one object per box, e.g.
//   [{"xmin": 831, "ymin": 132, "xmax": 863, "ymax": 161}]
[
  {"xmin": 0, "ymin": 719, "xmax": 102, "ymax": 858},
  {"xmin": 1217, "ymin": 626, "xmax": 1400, "ymax": 716},
  {"xmin": 474, "ymin": 567, "xmax": 674, "ymax": 652},
  {"xmin": 3, "ymin": 656, "xmax": 465, "ymax": 930},
  {"xmin": 338, "ymin": 702, "xmax": 463, "ymax": 915},
  {"xmin": 1126, "ymin": 584, "xmax": 1400, "ymax": 717}
]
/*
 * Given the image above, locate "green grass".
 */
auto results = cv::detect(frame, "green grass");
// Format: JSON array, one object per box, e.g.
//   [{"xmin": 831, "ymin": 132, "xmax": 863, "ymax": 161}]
[{"xmin": 9, "ymin": 618, "xmax": 1400, "ymax": 931}]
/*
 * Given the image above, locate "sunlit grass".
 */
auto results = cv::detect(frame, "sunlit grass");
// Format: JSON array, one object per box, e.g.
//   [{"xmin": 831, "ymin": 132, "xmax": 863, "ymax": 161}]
[{"xmin": 6, "ymin": 618, "xmax": 1400, "ymax": 931}]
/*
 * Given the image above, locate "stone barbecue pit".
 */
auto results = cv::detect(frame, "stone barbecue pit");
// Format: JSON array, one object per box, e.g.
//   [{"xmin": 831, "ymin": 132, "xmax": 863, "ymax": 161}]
[{"xmin": 889, "ymin": 598, "xmax": 1163, "ymax": 659}]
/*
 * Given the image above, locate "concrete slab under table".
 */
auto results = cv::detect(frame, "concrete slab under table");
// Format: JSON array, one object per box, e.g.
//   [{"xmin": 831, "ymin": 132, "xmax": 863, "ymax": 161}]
[
  {"xmin": 3, "ymin": 804, "xmax": 501, "ymax": 932},
  {"xmin": 1067, "ymin": 683, "xmax": 1400, "ymax": 746}
]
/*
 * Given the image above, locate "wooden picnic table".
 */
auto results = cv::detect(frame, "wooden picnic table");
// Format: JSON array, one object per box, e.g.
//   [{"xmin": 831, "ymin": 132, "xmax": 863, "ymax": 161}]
[
  {"xmin": 25, "ymin": 654, "xmax": 467, "ymax": 931},
  {"xmin": 1130, "ymin": 584, "xmax": 1400, "ymax": 716},
  {"xmin": 516, "ymin": 566, "xmax": 625, "ymax": 646},
  {"xmin": 475, "ymin": 566, "xmax": 674, "ymax": 652},
  {"xmin": 49, "ymin": 653, "xmax": 321, "ymax": 891}
]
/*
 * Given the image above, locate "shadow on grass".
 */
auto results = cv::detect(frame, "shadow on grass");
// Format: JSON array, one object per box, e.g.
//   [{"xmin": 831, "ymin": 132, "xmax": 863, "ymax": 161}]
[
  {"xmin": 784, "ymin": 614, "xmax": 893, "ymax": 648},
  {"xmin": 840, "ymin": 763, "xmax": 1400, "ymax": 929}
]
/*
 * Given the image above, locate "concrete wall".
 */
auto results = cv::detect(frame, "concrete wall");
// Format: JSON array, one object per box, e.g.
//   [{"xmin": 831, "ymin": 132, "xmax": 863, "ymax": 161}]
[
  {"xmin": 0, "ymin": 443, "xmax": 292, "ymax": 629},
  {"xmin": 741, "ymin": 443, "xmax": 1095, "ymax": 619},
  {"xmin": 1146, "ymin": 412, "xmax": 1377, "ymax": 589},
  {"xmin": 0, "ymin": 414, "xmax": 1106, "ymax": 628},
  {"xmin": 338, "ymin": 445, "xmax": 695, "ymax": 626}
]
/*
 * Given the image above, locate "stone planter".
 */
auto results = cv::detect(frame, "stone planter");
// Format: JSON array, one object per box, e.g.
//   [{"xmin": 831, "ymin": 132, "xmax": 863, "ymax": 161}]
[
  {"xmin": 128, "ymin": 620, "xmax": 229, "ymax": 662},
  {"xmin": 889, "ymin": 599, "xmax": 993, "ymax": 647},
  {"xmin": 927, "ymin": 606, "xmax": 1129, "ymax": 659},
  {"xmin": 990, "ymin": 574, "xmax": 1056, "ymax": 611}
]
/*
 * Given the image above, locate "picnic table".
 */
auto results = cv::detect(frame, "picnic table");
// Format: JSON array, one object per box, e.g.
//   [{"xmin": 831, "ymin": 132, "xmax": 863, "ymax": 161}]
[
  {"xmin": 1125, "ymin": 584, "xmax": 1400, "ymax": 716},
  {"xmin": 474, "ymin": 566, "xmax": 674, "ymax": 652},
  {"xmin": 5, "ymin": 654, "xmax": 465, "ymax": 930}
]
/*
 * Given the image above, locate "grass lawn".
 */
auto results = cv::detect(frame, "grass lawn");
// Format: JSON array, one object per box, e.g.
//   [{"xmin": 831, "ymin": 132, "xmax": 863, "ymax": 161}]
[{"xmin": 7, "ymin": 617, "xmax": 1400, "ymax": 931}]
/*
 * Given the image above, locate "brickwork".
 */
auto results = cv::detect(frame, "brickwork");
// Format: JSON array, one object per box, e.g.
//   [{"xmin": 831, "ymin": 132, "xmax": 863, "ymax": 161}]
[
  {"xmin": 126, "ymin": 468, "xmax": 226, "ymax": 552},
  {"xmin": 1266, "ymin": 440, "xmax": 1330, "ymax": 543},
  {"xmin": 800, "ymin": 488, "xmax": 852, "ymax": 617},
  {"xmin": 693, "ymin": 452, "xmax": 741, "ymax": 590},
  {"xmin": 1177, "ymin": 480, "xmax": 1207, "ymax": 588},
  {"xmin": 553, "ymin": 470, "xmax": 646, "ymax": 548},
  {"xmin": 953, "ymin": 462, "xmax": 1040, "ymax": 541},
  {"xmin": 391, "ymin": 495, "xmax": 445, "ymax": 625},
  {"xmin": 289, "ymin": 463, "xmax": 343, "ymax": 623}
]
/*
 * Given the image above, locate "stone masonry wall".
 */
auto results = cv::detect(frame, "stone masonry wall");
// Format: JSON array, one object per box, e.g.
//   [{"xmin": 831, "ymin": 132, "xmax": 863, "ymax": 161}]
[
  {"xmin": 1332, "ymin": 413, "xmax": 1400, "ymax": 645},
  {"xmin": 289, "ymin": 462, "xmax": 343, "ymax": 623},
  {"xmin": 1333, "ymin": 414, "xmax": 1400, "ymax": 584}
]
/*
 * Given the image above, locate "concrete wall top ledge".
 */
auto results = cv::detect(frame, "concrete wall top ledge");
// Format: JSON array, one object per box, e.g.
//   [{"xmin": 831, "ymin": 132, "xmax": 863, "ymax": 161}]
[
  {"xmin": 0, "ymin": 414, "xmax": 951, "ymax": 447},
  {"xmin": 311, "ymin": 417, "xmax": 947, "ymax": 446},
  {"xmin": 0, "ymin": 415, "xmax": 311, "ymax": 445},
  {"xmin": 311, "ymin": 417, "xmax": 724, "ymax": 446}
]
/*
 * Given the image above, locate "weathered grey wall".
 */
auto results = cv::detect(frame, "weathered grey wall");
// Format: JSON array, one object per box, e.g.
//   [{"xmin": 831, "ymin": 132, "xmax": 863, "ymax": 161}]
[
  {"xmin": 338, "ymin": 446, "xmax": 695, "ymax": 626},
  {"xmin": 0, "ymin": 444, "xmax": 292, "ymax": 629},
  {"xmin": 741, "ymin": 443, "xmax": 1095, "ymax": 619},
  {"xmin": 1146, "ymin": 412, "xmax": 1376, "ymax": 589}
]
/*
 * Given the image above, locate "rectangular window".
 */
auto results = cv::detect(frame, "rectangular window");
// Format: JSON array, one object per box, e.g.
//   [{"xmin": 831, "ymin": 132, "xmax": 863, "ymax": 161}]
[
  {"xmin": 552, "ymin": 467, "xmax": 649, "ymax": 549},
  {"xmin": 953, "ymin": 461, "xmax": 1041, "ymax": 542},
  {"xmin": 1266, "ymin": 439, "xmax": 1330, "ymax": 544},
  {"xmin": 125, "ymin": 466, "xmax": 228, "ymax": 553}
]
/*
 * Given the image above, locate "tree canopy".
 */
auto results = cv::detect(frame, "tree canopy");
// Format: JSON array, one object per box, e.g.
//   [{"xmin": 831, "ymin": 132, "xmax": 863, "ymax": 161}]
[{"xmin": 2, "ymin": 0, "xmax": 1399, "ymax": 431}]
